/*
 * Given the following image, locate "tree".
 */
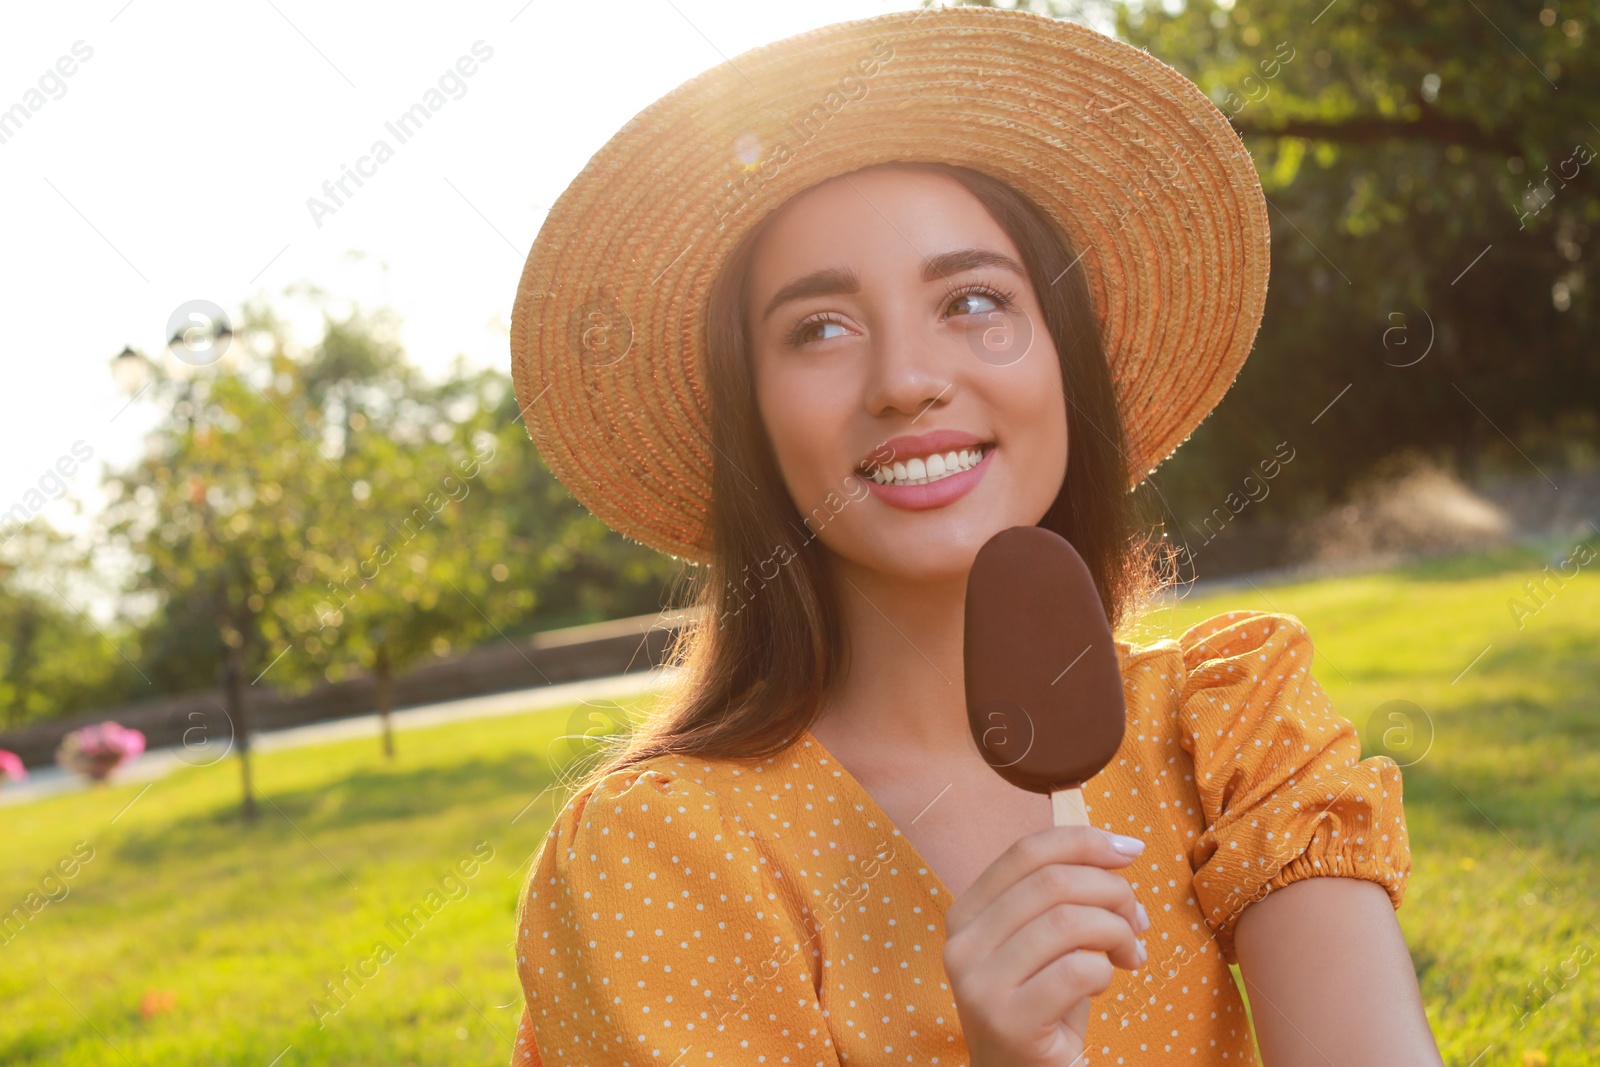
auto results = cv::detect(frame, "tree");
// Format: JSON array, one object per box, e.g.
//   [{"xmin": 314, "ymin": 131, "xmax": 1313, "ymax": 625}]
[
  {"xmin": 103, "ymin": 328, "xmax": 344, "ymax": 819},
  {"xmin": 278, "ymin": 317, "xmax": 531, "ymax": 759},
  {"xmin": 62, "ymin": 302, "xmax": 681, "ymax": 760}
]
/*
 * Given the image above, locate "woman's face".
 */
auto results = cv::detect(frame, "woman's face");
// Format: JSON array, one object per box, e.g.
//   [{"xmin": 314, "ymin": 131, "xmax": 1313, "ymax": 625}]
[{"xmin": 745, "ymin": 164, "xmax": 1070, "ymax": 584}]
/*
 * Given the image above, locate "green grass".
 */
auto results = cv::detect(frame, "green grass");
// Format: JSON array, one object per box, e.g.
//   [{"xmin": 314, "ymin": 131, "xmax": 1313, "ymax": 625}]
[
  {"xmin": 0, "ymin": 698, "xmax": 630, "ymax": 1065},
  {"xmin": 2, "ymin": 538, "xmax": 1597, "ymax": 1065}
]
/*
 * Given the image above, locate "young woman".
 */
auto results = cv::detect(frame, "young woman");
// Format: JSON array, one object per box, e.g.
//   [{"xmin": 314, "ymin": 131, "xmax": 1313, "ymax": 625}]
[{"xmin": 508, "ymin": 9, "xmax": 1442, "ymax": 1065}]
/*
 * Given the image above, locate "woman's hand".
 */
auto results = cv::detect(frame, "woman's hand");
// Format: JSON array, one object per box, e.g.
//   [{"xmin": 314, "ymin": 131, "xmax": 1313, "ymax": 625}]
[{"xmin": 942, "ymin": 826, "xmax": 1150, "ymax": 1067}]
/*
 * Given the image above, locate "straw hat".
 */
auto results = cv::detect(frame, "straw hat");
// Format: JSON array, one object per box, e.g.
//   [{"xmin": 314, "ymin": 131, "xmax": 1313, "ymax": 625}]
[{"xmin": 510, "ymin": 5, "xmax": 1271, "ymax": 564}]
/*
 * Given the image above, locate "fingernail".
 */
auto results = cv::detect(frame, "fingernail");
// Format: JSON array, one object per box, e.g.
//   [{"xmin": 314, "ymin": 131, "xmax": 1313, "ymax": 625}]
[
  {"xmin": 1136, "ymin": 938, "xmax": 1148, "ymax": 965},
  {"xmin": 1135, "ymin": 902, "xmax": 1150, "ymax": 931},
  {"xmin": 1106, "ymin": 832, "xmax": 1146, "ymax": 856}
]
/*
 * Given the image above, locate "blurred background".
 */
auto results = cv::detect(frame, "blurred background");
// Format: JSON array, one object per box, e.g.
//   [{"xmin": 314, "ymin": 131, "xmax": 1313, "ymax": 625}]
[{"xmin": 1, "ymin": 0, "xmax": 1595, "ymax": 1064}]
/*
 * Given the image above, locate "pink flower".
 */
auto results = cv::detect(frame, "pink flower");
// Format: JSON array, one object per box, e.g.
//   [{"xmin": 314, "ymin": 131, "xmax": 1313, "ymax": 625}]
[
  {"xmin": 56, "ymin": 722, "xmax": 147, "ymax": 782},
  {"xmin": 0, "ymin": 749, "xmax": 26, "ymax": 785}
]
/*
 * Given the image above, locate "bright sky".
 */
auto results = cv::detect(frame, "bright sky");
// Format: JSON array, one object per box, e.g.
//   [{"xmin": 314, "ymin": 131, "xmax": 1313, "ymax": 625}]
[{"xmin": 1, "ymin": 0, "xmax": 960, "ymax": 548}]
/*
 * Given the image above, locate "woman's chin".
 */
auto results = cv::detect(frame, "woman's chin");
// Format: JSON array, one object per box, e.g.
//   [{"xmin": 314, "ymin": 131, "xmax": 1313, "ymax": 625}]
[{"xmin": 828, "ymin": 523, "xmax": 1012, "ymax": 585}]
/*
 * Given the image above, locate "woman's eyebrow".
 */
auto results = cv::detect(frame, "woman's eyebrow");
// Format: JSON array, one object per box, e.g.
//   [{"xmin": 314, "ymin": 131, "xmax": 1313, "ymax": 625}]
[
  {"xmin": 761, "ymin": 265, "xmax": 859, "ymax": 323},
  {"xmin": 760, "ymin": 248, "xmax": 1027, "ymax": 323},
  {"xmin": 921, "ymin": 247, "xmax": 1027, "ymax": 283}
]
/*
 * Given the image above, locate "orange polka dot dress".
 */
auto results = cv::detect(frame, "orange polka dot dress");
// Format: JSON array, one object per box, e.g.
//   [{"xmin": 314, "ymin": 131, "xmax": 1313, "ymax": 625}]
[{"xmin": 511, "ymin": 610, "xmax": 1412, "ymax": 1065}]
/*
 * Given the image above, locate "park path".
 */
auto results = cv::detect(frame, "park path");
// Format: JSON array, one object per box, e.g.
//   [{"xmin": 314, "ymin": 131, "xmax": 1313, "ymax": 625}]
[{"xmin": 0, "ymin": 668, "xmax": 678, "ymax": 809}]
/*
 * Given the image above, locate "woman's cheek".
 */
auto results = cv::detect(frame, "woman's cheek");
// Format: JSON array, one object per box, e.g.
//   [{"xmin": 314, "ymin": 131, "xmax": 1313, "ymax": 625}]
[
  {"xmin": 763, "ymin": 389, "xmax": 832, "ymax": 511},
  {"xmin": 1015, "ymin": 345, "xmax": 1070, "ymax": 502}
]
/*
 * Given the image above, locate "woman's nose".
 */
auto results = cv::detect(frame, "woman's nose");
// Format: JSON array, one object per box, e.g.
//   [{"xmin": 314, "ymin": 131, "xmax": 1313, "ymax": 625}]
[{"xmin": 862, "ymin": 314, "xmax": 955, "ymax": 419}]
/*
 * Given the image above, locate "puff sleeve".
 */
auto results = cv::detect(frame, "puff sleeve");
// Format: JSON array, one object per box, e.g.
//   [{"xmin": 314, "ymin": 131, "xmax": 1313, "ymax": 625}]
[
  {"xmin": 512, "ymin": 763, "xmax": 840, "ymax": 1066},
  {"xmin": 1176, "ymin": 610, "xmax": 1412, "ymax": 964}
]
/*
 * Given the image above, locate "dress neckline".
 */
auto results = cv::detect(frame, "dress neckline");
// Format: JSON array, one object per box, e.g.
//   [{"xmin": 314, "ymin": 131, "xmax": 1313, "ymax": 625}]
[
  {"xmin": 794, "ymin": 726, "xmax": 959, "ymax": 909},
  {"xmin": 787, "ymin": 638, "xmax": 1146, "ymax": 909}
]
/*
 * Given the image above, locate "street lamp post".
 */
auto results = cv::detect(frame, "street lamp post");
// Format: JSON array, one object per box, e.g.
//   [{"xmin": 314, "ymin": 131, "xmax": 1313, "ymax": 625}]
[{"xmin": 110, "ymin": 345, "xmax": 153, "ymax": 396}]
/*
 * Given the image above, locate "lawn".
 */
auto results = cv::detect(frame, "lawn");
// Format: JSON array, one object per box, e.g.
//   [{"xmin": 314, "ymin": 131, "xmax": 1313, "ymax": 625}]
[{"xmin": 2, "ymin": 537, "xmax": 1596, "ymax": 1065}]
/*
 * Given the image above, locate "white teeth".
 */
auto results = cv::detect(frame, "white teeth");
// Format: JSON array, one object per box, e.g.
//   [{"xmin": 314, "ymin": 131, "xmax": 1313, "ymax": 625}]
[{"xmin": 868, "ymin": 445, "xmax": 988, "ymax": 486}]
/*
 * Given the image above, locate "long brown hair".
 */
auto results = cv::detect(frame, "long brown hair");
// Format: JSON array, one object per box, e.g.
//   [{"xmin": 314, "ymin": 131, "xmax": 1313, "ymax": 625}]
[{"xmin": 560, "ymin": 161, "xmax": 1167, "ymax": 794}]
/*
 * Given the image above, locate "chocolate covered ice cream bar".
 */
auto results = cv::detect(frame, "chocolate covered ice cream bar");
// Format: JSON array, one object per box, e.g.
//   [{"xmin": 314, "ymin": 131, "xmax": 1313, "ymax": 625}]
[{"xmin": 964, "ymin": 525, "xmax": 1127, "ymax": 826}]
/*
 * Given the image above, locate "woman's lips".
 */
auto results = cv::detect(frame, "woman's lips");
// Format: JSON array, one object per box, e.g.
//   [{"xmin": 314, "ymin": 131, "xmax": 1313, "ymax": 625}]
[{"xmin": 860, "ymin": 447, "xmax": 994, "ymax": 511}]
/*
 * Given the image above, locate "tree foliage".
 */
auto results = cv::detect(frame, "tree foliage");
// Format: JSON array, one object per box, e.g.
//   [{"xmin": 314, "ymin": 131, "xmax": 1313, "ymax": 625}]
[
  {"xmin": 0, "ymin": 307, "xmax": 680, "ymax": 732},
  {"xmin": 0, "ymin": 523, "xmax": 135, "ymax": 729}
]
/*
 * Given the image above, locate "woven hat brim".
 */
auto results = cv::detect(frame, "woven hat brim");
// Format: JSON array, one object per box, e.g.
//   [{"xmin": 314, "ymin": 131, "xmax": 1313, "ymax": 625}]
[{"xmin": 511, "ymin": 6, "xmax": 1271, "ymax": 564}]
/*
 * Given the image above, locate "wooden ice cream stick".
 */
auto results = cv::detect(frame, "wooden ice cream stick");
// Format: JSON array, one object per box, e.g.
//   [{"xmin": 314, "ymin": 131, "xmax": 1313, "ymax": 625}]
[{"xmin": 1051, "ymin": 784, "xmax": 1089, "ymax": 827}]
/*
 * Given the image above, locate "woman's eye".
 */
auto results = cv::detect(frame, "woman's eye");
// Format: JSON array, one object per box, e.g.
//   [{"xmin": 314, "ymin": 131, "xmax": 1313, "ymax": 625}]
[
  {"xmin": 948, "ymin": 290, "xmax": 1001, "ymax": 317},
  {"xmin": 790, "ymin": 318, "xmax": 850, "ymax": 345}
]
